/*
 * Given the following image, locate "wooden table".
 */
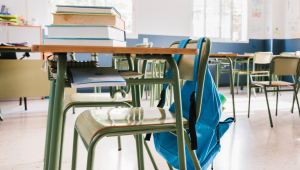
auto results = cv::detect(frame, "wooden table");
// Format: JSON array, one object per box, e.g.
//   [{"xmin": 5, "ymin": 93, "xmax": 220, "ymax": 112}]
[{"xmin": 31, "ymin": 45, "xmax": 198, "ymax": 170}]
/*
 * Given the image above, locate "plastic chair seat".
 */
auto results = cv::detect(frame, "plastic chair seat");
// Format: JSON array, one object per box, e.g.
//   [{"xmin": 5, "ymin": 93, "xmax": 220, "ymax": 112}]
[
  {"xmin": 64, "ymin": 93, "xmax": 132, "ymax": 108},
  {"xmin": 252, "ymin": 81, "xmax": 294, "ymax": 87},
  {"xmin": 238, "ymin": 70, "xmax": 269, "ymax": 74},
  {"xmin": 75, "ymin": 107, "xmax": 188, "ymax": 145},
  {"xmin": 119, "ymin": 71, "xmax": 143, "ymax": 78}
]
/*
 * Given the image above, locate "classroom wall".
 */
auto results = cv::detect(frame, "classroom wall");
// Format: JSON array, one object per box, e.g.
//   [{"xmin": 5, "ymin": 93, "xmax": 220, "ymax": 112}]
[{"xmin": 2, "ymin": 0, "xmax": 300, "ymax": 89}]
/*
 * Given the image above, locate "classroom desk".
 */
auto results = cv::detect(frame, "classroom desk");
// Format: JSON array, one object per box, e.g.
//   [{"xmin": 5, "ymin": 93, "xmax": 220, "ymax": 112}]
[
  {"xmin": 208, "ymin": 54, "xmax": 246, "ymax": 122},
  {"xmin": 31, "ymin": 45, "xmax": 198, "ymax": 170},
  {"xmin": 0, "ymin": 46, "xmax": 32, "ymax": 121}
]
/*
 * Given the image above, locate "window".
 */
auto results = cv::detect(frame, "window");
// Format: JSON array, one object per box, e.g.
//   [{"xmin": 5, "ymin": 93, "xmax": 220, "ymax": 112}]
[
  {"xmin": 49, "ymin": 0, "xmax": 135, "ymax": 36},
  {"xmin": 192, "ymin": 0, "xmax": 247, "ymax": 42}
]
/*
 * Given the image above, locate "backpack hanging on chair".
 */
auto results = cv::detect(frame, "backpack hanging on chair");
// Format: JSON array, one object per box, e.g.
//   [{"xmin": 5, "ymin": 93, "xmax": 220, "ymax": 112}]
[{"xmin": 151, "ymin": 38, "xmax": 234, "ymax": 170}]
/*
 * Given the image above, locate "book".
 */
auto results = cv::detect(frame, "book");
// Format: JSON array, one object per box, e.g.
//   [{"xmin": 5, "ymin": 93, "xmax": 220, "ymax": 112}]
[
  {"xmin": 67, "ymin": 67, "xmax": 126, "ymax": 88},
  {"xmin": 52, "ymin": 13, "xmax": 125, "ymax": 30},
  {"xmin": 46, "ymin": 25, "xmax": 126, "ymax": 41},
  {"xmin": 56, "ymin": 5, "xmax": 121, "ymax": 18},
  {"xmin": 43, "ymin": 38, "xmax": 126, "ymax": 47}
]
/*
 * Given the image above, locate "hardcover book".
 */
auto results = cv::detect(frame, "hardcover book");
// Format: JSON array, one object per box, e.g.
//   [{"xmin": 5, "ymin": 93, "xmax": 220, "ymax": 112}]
[
  {"xmin": 43, "ymin": 38, "xmax": 126, "ymax": 47},
  {"xmin": 52, "ymin": 13, "xmax": 125, "ymax": 30},
  {"xmin": 46, "ymin": 25, "xmax": 126, "ymax": 41},
  {"xmin": 56, "ymin": 5, "xmax": 121, "ymax": 17}
]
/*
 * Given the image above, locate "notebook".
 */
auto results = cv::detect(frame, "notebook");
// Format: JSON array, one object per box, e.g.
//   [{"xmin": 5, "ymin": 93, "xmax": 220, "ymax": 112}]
[{"xmin": 68, "ymin": 67, "xmax": 126, "ymax": 88}]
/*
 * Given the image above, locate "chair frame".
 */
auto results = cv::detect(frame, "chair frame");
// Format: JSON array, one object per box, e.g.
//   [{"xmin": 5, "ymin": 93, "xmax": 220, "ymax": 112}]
[
  {"xmin": 71, "ymin": 38, "xmax": 211, "ymax": 170},
  {"xmin": 248, "ymin": 56, "xmax": 300, "ymax": 127},
  {"xmin": 237, "ymin": 52, "xmax": 272, "ymax": 96}
]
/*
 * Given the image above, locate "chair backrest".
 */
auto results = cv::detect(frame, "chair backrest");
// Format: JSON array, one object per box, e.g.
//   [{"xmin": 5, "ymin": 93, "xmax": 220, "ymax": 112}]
[
  {"xmin": 168, "ymin": 38, "xmax": 211, "ymax": 120},
  {"xmin": 253, "ymin": 52, "xmax": 273, "ymax": 64},
  {"xmin": 280, "ymin": 52, "xmax": 295, "ymax": 57},
  {"xmin": 269, "ymin": 56, "xmax": 300, "ymax": 85},
  {"xmin": 296, "ymin": 51, "xmax": 300, "ymax": 56}
]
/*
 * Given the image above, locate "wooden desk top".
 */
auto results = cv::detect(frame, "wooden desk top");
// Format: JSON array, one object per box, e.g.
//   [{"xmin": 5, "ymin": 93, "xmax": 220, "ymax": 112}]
[
  {"xmin": 31, "ymin": 45, "xmax": 198, "ymax": 54},
  {"xmin": 0, "ymin": 46, "xmax": 31, "ymax": 50}
]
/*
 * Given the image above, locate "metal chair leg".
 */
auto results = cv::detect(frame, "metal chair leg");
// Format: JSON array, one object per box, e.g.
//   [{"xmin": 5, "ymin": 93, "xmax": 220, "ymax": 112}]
[
  {"xmin": 248, "ymin": 85, "xmax": 251, "ymax": 118},
  {"xmin": 263, "ymin": 86, "xmax": 273, "ymax": 127},
  {"xmin": 293, "ymin": 86, "xmax": 300, "ymax": 117},
  {"xmin": 72, "ymin": 107, "xmax": 75, "ymax": 114},
  {"xmin": 291, "ymin": 84, "xmax": 299, "ymax": 113},
  {"xmin": 19, "ymin": 97, "xmax": 22, "ymax": 105},
  {"xmin": 236, "ymin": 73, "xmax": 240, "ymax": 94},
  {"xmin": 276, "ymin": 87, "xmax": 279, "ymax": 116},
  {"xmin": 24, "ymin": 97, "xmax": 27, "ymax": 110},
  {"xmin": 143, "ymin": 136, "xmax": 158, "ymax": 170},
  {"xmin": 118, "ymin": 136, "xmax": 122, "ymax": 151},
  {"xmin": 71, "ymin": 129, "xmax": 78, "ymax": 170},
  {"xmin": 167, "ymin": 162, "xmax": 174, "ymax": 170},
  {"xmin": 184, "ymin": 130, "xmax": 202, "ymax": 170}
]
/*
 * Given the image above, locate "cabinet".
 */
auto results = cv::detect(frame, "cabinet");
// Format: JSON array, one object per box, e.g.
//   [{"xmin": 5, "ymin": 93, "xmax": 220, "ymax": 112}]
[{"xmin": 0, "ymin": 25, "xmax": 42, "ymax": 59}]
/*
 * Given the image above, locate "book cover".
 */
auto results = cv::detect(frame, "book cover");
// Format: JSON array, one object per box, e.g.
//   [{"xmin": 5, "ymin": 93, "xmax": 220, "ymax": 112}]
[
  {"xmin": 52, "ymin": 13, "xmax": 125, "ymax": 30},
  {"xmin": 56, "ymin": 5, "xmax": 121, "ymax": 17},
  {"xmin": 68, "ymin": 67, "xmax": 126, "ymax": 88},
  {"xmin": 46, "ymin": 25, "xmax": 126, "ymax": 41},
  {"xmin": 43, "ymin": 38, "xmax": 126, "ymax": 47}
]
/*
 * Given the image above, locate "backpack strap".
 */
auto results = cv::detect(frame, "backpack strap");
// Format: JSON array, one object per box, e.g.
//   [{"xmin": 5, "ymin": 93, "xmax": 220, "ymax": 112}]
[{"xmin": 189, "ymin": 37, "xmax": 205, "ymax": 150}]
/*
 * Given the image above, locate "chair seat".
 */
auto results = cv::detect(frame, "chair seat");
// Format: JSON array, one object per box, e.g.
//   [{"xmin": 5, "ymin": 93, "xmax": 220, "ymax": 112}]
[
  {"xmin": 75, "ymin": 107, "xmax": 188, "ymax": 145},
  {"xmin": 252, "ymin": 81, "xmax": 294, "ymax": 87},
  {"xmin": 64, "ymin": 93, "xmax": 132, "ymax": 108},
  {"xmin": 220, "ymin": 69, "xmax": 243, "ymax": 73},
  {"xmin": 119, "ymin": 71, "xmax": 143, "ymax": 78},
  {"xmin": 238, "ymin": 70, "xmax": 269, "ymax": 74}
]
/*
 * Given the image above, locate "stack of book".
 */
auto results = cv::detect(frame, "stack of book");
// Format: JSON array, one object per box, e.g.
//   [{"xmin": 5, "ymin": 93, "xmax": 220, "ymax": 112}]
[{"xmin": 44, "ymin": 5, "xmax": 126, "ymax": 47}]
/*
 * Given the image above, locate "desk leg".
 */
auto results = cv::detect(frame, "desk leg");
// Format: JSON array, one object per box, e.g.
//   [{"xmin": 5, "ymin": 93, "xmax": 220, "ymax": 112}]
[
  {"xmin": 48, "ymin": 53, "xmax": 67, "ymax": 170},
  {"xmin": 226, "ymin": 57, "xmax": 236, "ymax": 121},
  {"xmin": 43, "ymin": 80, "xmax": 56, "ymax": 170}
]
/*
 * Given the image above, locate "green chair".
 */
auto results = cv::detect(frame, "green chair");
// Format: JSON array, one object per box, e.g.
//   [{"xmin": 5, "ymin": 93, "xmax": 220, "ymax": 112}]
[
  {"xmin": 236, "ymin": 52, "xmax": 273, "ymax": 96},
  {"xmin": 43, "ymin": 54, "xmax": 157, "ymax": 170},
  {"xmin": 71, "ymin": 38, "xmax": 211, "ymax": 170},
  {"xmin": 213, "ymin": 52, "xmax": 233, "ymax": 90},
  {"xmin": 248, "ymin": 56, "xmax": 300, "ymax": 127}
]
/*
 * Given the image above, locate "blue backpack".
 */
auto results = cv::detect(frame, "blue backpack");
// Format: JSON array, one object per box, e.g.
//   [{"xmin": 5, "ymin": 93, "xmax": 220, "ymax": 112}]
[{"xmin": 151, "ymin": 38, "xmax": 234, "ymax": 170}]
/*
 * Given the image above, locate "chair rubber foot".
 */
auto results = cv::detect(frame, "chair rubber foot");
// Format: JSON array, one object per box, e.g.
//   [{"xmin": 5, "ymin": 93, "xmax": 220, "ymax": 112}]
[{"xmin": 118, "ymin": 149, "xmax": 122, "ymax": 151}]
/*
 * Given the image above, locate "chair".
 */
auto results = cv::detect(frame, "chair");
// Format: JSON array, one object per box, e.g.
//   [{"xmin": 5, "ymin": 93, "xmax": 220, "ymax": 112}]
[
  {"xmin": 43, "ymin": 55, "xmax": 155, "ymax": 170},
  {"xmin": 280, "ymin": 52, "xmax": 295, "ymax": 56},
  {"xmin": 248, "ymin": 56, "xmax": 300, "ymax": 127},
  {"xmin": 71, "ymin": 38, "xmax": 211, "ymax": 170},
  {"xmin": 212, "ymin": 52, "xmax": 233, "ymax": 90},
  {"xmin": 236, "ymin": 52, "xmax": 273, "ymax": 96}
]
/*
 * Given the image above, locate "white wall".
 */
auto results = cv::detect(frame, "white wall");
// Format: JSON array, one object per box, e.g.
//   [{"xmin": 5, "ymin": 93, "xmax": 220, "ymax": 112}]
[{"xmin": 135, "ymin": 0, "xmax": 191, "ymax": 36}]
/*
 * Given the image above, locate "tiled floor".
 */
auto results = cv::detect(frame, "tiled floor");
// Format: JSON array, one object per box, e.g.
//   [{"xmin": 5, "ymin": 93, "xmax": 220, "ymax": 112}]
[{"xmin": 0, "ymin": 87, "xmax": 300, "ymax": 170}]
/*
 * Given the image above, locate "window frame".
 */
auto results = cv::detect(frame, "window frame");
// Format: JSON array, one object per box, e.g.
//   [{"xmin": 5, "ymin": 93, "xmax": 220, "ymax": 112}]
[{"xmin": 190, "ymin": 0, "xmax": 249, "ymax": 43}]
